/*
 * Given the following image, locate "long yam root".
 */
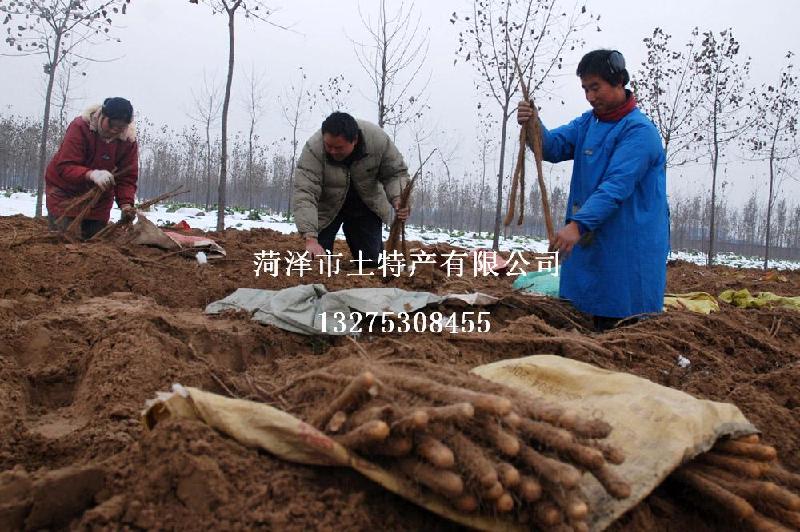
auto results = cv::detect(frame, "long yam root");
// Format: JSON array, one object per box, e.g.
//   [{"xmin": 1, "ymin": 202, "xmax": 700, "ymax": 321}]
[
  {"xmin": 518, "ymin": 418, "xmax": 605, "ymax": 469},
  {"xmin": 672, "ymin": 468, "xmax": 755, "ymax": 520},
  {"xmin": 312, "ymin": 372, "xmax": 376, "ymax": 428},
  {"xmin": 334, "ymin": 420, "xmax": 389, "ymax": 448},
  {"xmin": 369, "ymin": 434, "xmax": 413, "ymax": 457},
  {"xmin": 736, "ymin": 434, "xmax": 761, "ymax": 444},
  {"xmin": 714, "ymin": 439, "xmax": 778, "ymax": 462},
  {"xmin": 581, "ymin": 438, "xmax": 625, "ymax": 465},
  {"xmin": 517, "ymin": 475, "xmax": 543, "ymax": 502},
  {"xmin": 700, "ymin": 452, "xmax": 769, "ymax": 478},
  {"xmin": 745, "ymin": 512, "xmax": 793, "ymax": 532},
  {"xmin": 591, "ymin": 464, "xmax": 632, "ymax": 500},
  {"xmin": 518, "ymin": 445, "xmax": 582, "ymax": 489},
  {"xmin": 481, "ymin": 418, "xmax": 520, "ymax": 457},
  {"xmin": 690, "ymin": 464, "xmax": 800, "ymax": 511},
  {"xmin": 497, "ymin": 462, "xmax": 521, "ymax": 488},
  {"xmin": 421, "ymin": 403, "xmax": 474, "ymax": 424},
  {"xmin": 416, "ymin": 434, "xmax": 455, "ymax": 469},
  {"xmin": 326, "ymin": 411, "xmax": 347, "ymax": 432},
  {"xmin": 391, "ymin": 409, "xmax": 429, "ymax": 433},
  {"xmin": 753, "ymin": 503, "xmax": 800, "ymax": 530},
  {"xmin": 453, "ymin": 494, "xmax": 479, "ymax": 513},
  {"xmin": 549, "ymin": 488, "xmax": 589, "ymax": 521},
  {"xmin": 767, "ymin": 465, "xmax": 800, "ymax": 491},
  {"xmin": 398, "ymin": 458, "xmax": 464, "ymax": 499},
  {"xmin": 373, "ymin": 369, "xmax": 511, "ymax": 416},
  {"xmin": 495, "ymin": 492, "xmax": 515, "ymax": 512},
  {"xmin": 447, "ymin": 431, "xmax": 498, "ymax": 488},
  {"xmin": 533, "ymin": 500, "xmax": 564, "ymax": 527}
]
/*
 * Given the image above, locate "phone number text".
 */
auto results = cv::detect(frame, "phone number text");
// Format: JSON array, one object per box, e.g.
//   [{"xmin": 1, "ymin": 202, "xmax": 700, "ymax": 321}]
[{"xmin": 319, "ymin": 311, "xmax": 491, "ymax": 334}]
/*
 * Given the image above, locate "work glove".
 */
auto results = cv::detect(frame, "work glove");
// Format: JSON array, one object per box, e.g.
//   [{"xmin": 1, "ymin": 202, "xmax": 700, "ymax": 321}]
[
  {"xmin": 87, "ymin": 169, "xmax": 114, "ymax": 191},
  {"xmin": 120, "ymin": 204, "xmax": 137, "ymax": 223}
]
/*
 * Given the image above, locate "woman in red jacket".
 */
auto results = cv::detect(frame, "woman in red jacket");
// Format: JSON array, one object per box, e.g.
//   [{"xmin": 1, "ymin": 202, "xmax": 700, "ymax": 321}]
[{"xmin": 45, "ymin": 97, "xmax": 138, "ymax": 240}]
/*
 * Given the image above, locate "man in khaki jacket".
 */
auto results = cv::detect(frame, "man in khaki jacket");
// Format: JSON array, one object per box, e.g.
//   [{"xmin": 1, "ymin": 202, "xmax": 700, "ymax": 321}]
[{"xmin": 292, "ymin": 112, "xmax": 410, "ymax": 264}]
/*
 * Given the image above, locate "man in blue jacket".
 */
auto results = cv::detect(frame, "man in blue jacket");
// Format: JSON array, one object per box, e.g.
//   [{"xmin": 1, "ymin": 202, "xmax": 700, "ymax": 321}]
[{"xmin": 517, "ymin": 49, "xmax": 669, "ymax": 331}]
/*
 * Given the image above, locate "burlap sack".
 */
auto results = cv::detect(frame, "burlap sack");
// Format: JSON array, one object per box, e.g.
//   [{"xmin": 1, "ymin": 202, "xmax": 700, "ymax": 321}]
[{"xmin": 143, "ymin": 356, "xmax": 757, "ymax": 531}]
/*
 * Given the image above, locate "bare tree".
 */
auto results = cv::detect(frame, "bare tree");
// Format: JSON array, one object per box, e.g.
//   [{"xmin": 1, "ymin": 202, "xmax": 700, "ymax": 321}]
[
  {"xmin": 188, "ymin": 73, "xmax": 223, "ymax": 210},
  {"xmin": 476, "ymin": 110, "xmax": 496, "ymax": 236},
  {"xmin": 632, "ymin": 27, "xmax": 704, "ymax": 167},
  {"xmin": 353, "ymin": 0, "xmax": 430, "ymax": 132},
  {"xmin": 54, "ymin": 54, "xmax": 87, "ymax": 139},
  {"xmin": 745, "ymin": 52, "xmax": 799, "ymax": 269},
  {"xmin": 436, "ymin": 140, "xmax": 459, "ymax": 232},
  {"xmin": 410, "ymin": 118, "xmax": 434, "ymax": 231},
  {"xmin": 693, "ymin": 28, "xmax": 751, "ymax": 265},
  {"xmin": 242, "ymin": 67, "xmax": 266, "ymax": 210},
  {"xmin": 454, "ymin": 0, "xmax": 595, "ymax": 250},
  {"xmin": 1, "ymin": 0, "xmax": 131, "ymax": 217},
  {"xmin": 189, "ymin": 0, "xmax": 282, "ymax": 231},
  {"xmin": 279, "ymin": 67, "xmax": 315, "ymax": 217}
]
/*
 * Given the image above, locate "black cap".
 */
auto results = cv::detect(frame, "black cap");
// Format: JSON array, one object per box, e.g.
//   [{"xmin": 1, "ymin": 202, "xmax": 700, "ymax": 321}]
[{"xmin": 102, "ymin": 97, "xmax": 133, "ymax": 123}]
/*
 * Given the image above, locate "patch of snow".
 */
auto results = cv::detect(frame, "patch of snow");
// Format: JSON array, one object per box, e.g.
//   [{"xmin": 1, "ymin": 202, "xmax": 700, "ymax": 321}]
[{"xmin": 2, "ymin": 190, "xmax": 799, "ymax": 270}]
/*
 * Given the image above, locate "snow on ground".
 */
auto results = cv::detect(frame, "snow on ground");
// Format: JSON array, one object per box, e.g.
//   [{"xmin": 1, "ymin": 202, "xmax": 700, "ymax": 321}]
[{"xmin": 2, "ymin": 190, "xmax": 798, "ymax": 271}]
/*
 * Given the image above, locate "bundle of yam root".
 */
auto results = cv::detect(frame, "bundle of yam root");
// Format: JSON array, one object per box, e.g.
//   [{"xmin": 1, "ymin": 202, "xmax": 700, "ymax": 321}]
[
  {"xmin": 672, "ymin": 434, "xmax": 800, "ymax": 531},
  {"xmin": 287, "ymin": 359, "xmax": 631, "ymax": 531}
]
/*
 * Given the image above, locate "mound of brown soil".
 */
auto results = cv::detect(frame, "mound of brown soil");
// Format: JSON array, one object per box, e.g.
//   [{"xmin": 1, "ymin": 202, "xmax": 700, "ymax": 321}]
[{"xmin": 0, "ymin": 215, "xmax": 798, "ymax": 530}]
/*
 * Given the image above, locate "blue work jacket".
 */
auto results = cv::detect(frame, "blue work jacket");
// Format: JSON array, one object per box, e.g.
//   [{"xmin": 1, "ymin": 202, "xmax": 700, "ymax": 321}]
[{"xmin": 541, "ymin": 107, "xmax": 669, "ymax": 318}]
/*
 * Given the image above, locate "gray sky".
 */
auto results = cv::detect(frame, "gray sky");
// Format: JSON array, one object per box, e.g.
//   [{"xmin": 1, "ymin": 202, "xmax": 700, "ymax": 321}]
[{"xmin": 1, "ymin": 0, "xmax": 798, "ymax": 207}]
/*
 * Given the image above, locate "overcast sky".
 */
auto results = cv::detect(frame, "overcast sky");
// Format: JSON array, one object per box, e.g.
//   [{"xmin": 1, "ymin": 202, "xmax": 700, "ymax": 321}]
[{"xmin": 1, "ymin": 0, "xmax": 798, "ymax": 207}]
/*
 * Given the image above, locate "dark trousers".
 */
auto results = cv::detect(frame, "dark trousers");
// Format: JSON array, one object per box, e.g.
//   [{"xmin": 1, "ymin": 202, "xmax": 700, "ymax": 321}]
[
  {"xmin": 317, "ymin": 207, "xmax": 383, "ymax": 265},
  {"xmin": 592, "ymin": 316, "xmax": 621, "ymax": 332},
  {"xmin": 47, "ymin": 214, "xmax": 107, "ymax": 241}
]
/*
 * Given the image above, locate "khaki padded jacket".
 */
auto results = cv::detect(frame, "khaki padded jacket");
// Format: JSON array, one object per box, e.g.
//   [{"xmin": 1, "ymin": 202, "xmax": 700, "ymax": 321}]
[{"xmin": 292, "ymin": 119, "xmax": 409, "ymax": 238}]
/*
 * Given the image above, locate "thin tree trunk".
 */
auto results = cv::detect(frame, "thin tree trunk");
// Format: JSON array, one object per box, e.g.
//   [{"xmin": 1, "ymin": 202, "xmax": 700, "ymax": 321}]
[
  {"xmin": 707, "ymin": 103, "xmax": 719, "ymax": 266},
  {"xmin": 492, "ymin": 109, "xmax": 510, "ymax": 251},
  {"xmin": 205, "ymin": 122, "xmax": 212, "ymax": 210},
  {"xmin": 377, "ymin": 0, "xmax": 388, "ymax": 128},
  {"xmin": 35, "ymin": 31, "xmax": 63, "ymax": 218},
  {"xmin": 764, "ymin": 139, "xmax": 777, "ymax": 270},
  {"xmin": 217, "ymin": 8, "xmax": 236, "ymax": 232},
  {"xmin": 416, "ymin": 140, "xmax": 424, "ymax": 231},
  {"xmin": 287, "ymin": 122, "xmax": 298, "ymax": 217},
  {"xmin": 478, "ymin": 140, "xmax": 487, "ymax": 235},
  {"xmin": 248, "ymin": 120, "xmax": 254, "ymax": 210}
]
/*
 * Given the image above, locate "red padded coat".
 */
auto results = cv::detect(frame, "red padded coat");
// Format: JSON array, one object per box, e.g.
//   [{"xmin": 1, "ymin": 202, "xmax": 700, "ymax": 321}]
[{"xmin": 45, "ymin": 106, "xmax": 138, "ymax": 222}]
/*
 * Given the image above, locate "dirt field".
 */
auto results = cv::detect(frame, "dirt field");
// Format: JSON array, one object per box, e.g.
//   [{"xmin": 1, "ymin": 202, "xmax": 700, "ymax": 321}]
[{"xmin": 0, "ymin": 214, "xmax": 798, "ymax": 531}]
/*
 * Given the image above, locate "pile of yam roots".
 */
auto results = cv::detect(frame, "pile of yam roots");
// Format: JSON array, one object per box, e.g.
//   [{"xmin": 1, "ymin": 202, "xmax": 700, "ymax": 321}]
[
  {"xmin": 673, "ymin": 435, "xmax": 800, "ymax": 531},
  {"xmin": 290, "ymin": 359, "xmax": 631, "ymax": 531},
  {"xmin": 287, "ymin": 359, "xmax": 800, "ymax": 531}
]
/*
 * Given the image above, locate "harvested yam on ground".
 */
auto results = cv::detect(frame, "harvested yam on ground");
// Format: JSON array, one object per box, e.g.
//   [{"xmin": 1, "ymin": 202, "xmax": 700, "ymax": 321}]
[
  {"xmin": 281, "ymin": 357, "xmax": 631, "ymax": 527},
  {"xmin": 670, "ymin": 434, "xmax": 800, "ymax": 531}
]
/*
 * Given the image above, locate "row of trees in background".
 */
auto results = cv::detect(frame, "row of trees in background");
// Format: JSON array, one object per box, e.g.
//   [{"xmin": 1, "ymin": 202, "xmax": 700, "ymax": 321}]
[
  {"xmin": 633, "ymin": 28, "xmax": 799, "ymax": 267},
  {"xmin": 1, "ymin": 109, "xmax": 799, "ymax": 261},
  {"xmin": 1, "ymin": 0, "xmax": 798, "ymax": 267}
]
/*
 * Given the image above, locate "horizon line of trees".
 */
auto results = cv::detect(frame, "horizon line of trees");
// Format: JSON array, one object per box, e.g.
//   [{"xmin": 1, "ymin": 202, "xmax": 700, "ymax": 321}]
[
  {"xmin": 1, "ymin": 110, "xmax": 798, "ymax": 262},
  {"xmin": 1, "ymin": 0, "xmax": 798, "ymax": 267}
]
